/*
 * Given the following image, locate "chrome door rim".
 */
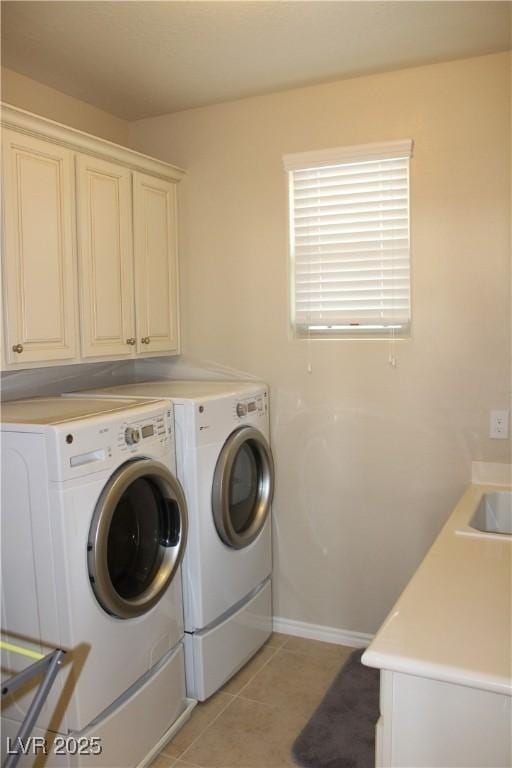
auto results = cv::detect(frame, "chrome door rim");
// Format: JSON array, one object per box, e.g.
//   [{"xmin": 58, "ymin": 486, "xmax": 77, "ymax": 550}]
[
  {"xmin": 212, "ymin": 426, "xmax": 274, "ymax": 549},
  {"xmin": 88, "ymin": 459, "xmax": 188, "ymax": 619}
]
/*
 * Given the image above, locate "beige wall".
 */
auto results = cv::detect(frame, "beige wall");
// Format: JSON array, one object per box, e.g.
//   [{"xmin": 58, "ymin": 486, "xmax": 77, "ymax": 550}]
[
  {"xmin": 133, "ymin": 52, "xmax": 510, "ymax": 635},
  {"xmin": 1, "ymin": 67, "xmax": 130, "ymax": 144}
]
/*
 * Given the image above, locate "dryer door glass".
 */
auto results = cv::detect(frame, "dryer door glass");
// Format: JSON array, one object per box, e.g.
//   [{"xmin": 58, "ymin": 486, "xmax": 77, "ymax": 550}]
[
  {"xmin": 212, "ymin": 426, "xmax": 274, "ymax": 549},
  {"xmin": 229, "ymin": 444, "xmax": 259, "ymax": 534},
  {"xmin": 88, "ymin": 460, "xmax": 188, "ymax": 619}
]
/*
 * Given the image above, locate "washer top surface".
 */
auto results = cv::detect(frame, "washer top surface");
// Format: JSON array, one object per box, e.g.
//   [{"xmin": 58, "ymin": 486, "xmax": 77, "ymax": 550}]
[
  {"xmin": 74, "ymin": 379, "xmax": 266, "ymax": 402},
  {"xmin": 1, "ymin": 396, "xmax": 164, "ymax": 425}
]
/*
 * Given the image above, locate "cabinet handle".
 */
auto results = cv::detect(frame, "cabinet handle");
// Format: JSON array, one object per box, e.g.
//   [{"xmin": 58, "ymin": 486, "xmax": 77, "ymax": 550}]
[
  {"xmin": 12, "ymin": 344, "xmax": 24, "ymax": 354},
  {"xmin": 126, "ymin": 338, "xmax": 136, "ymax": 345},
  {"xmin": 141, "ymin": 337, "xmax": 150, "ymax": 344}
]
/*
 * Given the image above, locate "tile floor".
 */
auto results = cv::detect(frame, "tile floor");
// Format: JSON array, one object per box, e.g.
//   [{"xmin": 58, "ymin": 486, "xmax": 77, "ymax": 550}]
[{"xmin": 151, "ymin": 634, "xmax": 354, "ymax": 768}]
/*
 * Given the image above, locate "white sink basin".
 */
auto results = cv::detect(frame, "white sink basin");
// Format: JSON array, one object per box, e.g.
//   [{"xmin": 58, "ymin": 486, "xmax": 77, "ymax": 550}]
[{"xmin": 469, "ymin": 491, "xmax": 512, "ymax": 536}]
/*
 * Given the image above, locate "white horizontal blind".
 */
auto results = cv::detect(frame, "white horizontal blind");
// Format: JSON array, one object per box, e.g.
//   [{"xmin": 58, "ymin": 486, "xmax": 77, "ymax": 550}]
[{"xmin": 286, "ymin": 141, "xmax": 412, "ymax": 336}]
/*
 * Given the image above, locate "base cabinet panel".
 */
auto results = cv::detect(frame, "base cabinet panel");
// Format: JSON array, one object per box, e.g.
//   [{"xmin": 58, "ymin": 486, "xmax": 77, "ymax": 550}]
[{"xmin": 377, "ymin": 671, "xmax": 512, "ymax": 768}]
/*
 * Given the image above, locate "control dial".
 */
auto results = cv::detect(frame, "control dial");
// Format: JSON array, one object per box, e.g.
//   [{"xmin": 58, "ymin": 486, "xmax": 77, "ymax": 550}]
[
  {"xmin": 125, "ymin": 427, "xmax": 140, "ymax": 446},
  {"xmin": 236, "ymin": 402, "xmax": 247, "ymax": 418}
]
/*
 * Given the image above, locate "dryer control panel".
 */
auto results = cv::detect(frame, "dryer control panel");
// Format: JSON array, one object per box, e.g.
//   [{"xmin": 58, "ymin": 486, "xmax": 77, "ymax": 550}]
[{"xmin": 234, "ymin": 393, "xmax": 267, "ymax": 421}]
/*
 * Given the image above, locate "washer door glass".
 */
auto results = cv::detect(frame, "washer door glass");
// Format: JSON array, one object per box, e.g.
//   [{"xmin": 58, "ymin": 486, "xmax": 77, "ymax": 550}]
[
  {"xmin": 88, "ymin": 460, "xmax": 187, "ymax": 619},
  {"xmin": 212, "ymin": 426, "xmax": 274, "ymax": 549}
]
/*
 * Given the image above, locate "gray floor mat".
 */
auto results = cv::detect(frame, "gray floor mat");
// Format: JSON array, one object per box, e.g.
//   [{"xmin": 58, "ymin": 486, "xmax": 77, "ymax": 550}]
[{"xmin": 291, "ymin": 648, "xmax": 379, "ymax": 768}]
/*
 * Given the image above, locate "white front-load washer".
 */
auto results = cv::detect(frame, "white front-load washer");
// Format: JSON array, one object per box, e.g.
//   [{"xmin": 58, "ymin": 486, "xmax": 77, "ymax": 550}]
[
  {"xmin": 1, "ymin": 396, "xmax": 194, "ymax": 767},
  {"xmin": 64, "ymin": 381, "xmax": 274, "ymax": 700}
]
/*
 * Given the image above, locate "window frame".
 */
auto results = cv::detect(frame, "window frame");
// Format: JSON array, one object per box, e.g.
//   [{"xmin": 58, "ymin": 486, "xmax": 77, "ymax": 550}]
[{"xmin": 284, "ymin": 140, "xmax": 413, "ymax": 340}]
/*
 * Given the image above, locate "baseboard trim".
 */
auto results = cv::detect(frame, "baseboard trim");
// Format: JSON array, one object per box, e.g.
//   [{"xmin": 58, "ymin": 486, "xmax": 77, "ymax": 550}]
[{"xmin": 273, "ymin": 616, "xmax": 373, "ymax": 648}]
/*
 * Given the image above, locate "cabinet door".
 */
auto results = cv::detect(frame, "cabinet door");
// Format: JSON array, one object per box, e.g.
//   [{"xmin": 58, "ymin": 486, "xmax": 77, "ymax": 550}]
[
  {"xmin": 76, "ymin": 155, "xmax": 135, "ymax": 358},
  {"xmin": 2, "ymin": 130, "xmax": 78, "ymax": 365},
  {"xmin": 133, "ymin": 173, "xmax": 180, "ymax": 355}
]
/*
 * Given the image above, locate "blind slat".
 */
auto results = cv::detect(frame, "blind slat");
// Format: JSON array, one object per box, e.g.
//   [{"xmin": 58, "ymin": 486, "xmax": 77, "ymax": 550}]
[
  {"xmin": 297, "ymin": 274, "xmax": 409, "ymax": 288},
  {"xmin": 294, "ymin": 192, "xmax": 408, "ymax": 212},
  {"xmin": 294, "ymin": 182, "xmax": 408, "ymax": 203},
  {"xmin": 294, "ymin": 218, "xmax": 408, "ymax": 233},
  {"xmin": 296, "ymin": 234, "xmax": 408, "ymax": 249},
  {"xmin": 297, "ymin": 296, "xmax": 410, "ymax": 306},
  {"xmin": 294, "ymin": 207, "xmax": 408, "ymax": 224},
  {"xmin": 294, "ymin": 173, "xmax": 408, "ymax": 195},
  {"xmin": 293, "ymin": 158, "xmax": 408, "ymax": 182},
  {"xmin": 294, "ymin": 177, "xmax": 407, "ymax": 198},
  {"xmin": 295, "ymin": 223, "xmax": 408, "ymax": 240},
  {"xmin": 295, "ymin": 245, "xmax": 409, "ymax": 261},
  {"xmin": 296, "ymin": 257, "xmax": 409, "ymax": 271}
]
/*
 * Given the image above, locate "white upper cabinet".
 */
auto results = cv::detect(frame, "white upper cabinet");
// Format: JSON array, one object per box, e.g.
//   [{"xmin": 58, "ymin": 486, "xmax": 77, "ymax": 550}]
[
  {"xmin": 76, "ymin": 155, "xmax": 135, "ymax": 358},
  {"xmin": 133, "ymin": 173, "xmax": 179, "ymax": 356},
  {"xmin": 2, "ymin": 129, "xmax": 78, "ymax": 365},
  {"xmin": 1, "ymin": 104, "xmax": 184, "ymax": 369}
]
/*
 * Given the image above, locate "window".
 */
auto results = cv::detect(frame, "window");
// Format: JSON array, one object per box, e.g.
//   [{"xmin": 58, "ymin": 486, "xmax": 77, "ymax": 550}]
[{"xmin": 284, "ymin": 140, "xmax": 413, "ymax": 338}]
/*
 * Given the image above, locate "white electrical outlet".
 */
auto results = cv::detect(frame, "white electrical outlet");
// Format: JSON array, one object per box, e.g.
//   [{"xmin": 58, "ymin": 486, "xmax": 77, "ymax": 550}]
[{"xmin": 489, "ymin": 410, "xmax": 509, "ymax": 439}]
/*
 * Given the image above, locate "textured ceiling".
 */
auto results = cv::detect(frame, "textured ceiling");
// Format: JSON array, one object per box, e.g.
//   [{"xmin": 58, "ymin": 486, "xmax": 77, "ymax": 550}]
[{"xmin": 1, "ymin": 1, "xmax": 511, "ymax": 121}]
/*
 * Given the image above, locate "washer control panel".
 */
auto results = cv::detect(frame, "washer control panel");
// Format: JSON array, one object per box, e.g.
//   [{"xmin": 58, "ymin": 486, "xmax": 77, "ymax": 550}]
[
  {"xmin": 117, "ymin": 409, "xmax": 172, "ymax": 453},
  {"xmin": 124, "ymin": 426, "xmax": 141, "ymax": 445},
  {"xmin": 56, "ymin": 404, "xmax": 175, "ymax": 482}
]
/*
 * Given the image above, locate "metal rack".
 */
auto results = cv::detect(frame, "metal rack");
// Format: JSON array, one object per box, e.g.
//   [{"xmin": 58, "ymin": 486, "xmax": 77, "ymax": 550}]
[{"xmin": 1, "ymin": 640, "xmax": 66, "ymax": 768}]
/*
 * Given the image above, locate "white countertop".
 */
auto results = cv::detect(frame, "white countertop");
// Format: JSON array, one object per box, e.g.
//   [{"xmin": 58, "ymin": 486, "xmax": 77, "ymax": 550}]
[{"xmin": 362, "ymin": 484, "xmax": 512, "ymax": 696}]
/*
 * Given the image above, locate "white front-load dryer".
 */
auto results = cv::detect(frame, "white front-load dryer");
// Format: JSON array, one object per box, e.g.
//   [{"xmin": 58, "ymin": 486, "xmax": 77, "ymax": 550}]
[
  {"xmin": 1, "ymin": 396, "xmax": 192, "ymax": 762},
  {"xmin": 64, "ymin": 381, "xmax": 274, "ymax": 701}
]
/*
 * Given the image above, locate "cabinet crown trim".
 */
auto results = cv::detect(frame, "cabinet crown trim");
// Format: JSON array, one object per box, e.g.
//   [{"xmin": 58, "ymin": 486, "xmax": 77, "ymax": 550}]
[{"xmin": 0, "ymin": 102, "xmax": 185, "ymax": 182}]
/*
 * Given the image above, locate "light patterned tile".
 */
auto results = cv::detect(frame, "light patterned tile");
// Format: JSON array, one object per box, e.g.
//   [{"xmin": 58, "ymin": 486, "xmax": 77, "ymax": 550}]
[
  {"xmin": 162, "ymin": 692, "xmax": 234, "ymax": 757},
  {"xmin": 239, "ymin": 647, "xmax": 344, "ymax": 718},
  {"xmin": 222, "ymin": 644, "xmax": 277, "ymax": 694},
  {"xmin": 265, "ymin": 632, "xmax": 289, "ymax": 649},
  {"xmin": 181, "ymin": 696, "xmax": 306, "ymax": 768},
  {"xmin": 282, "ymin": 636, "xmax": 354, "ymax": 661},
  {"xmin": 150, "ymin": 754, "xmax": 176, "ymax": 768}
]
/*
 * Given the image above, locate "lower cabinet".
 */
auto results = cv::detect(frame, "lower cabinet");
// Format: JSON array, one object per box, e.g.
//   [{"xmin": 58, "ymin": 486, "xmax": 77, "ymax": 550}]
[{"xmin": 377, "ymin": 670, "xmax": 512, "ymax": 768}]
